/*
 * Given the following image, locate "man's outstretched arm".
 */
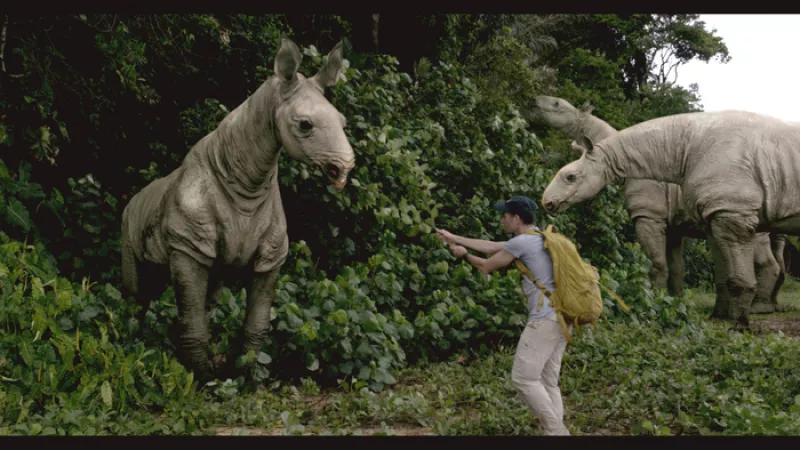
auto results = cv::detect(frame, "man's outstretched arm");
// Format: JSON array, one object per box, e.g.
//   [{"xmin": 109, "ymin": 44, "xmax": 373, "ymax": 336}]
[
  {"xmin": 448, "ymin": 244, "xmax": 516, "ymax": 275},
  {"xmin": 436, "ymin": 228, "xmax": 506, "ymax": 255}
]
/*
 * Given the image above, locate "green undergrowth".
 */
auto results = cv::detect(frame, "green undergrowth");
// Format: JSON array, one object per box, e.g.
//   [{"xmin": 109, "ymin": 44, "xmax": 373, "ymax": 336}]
[
  {"xmin": 3, "ymin": 225, "xmax": 797, "ymax": 436},
  {"xmin": 3, "ymin": 306, "xmax": 798, "ymax": 436}
]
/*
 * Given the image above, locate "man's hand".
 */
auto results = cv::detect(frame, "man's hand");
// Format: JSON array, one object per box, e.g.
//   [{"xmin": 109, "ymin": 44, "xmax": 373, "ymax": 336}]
[
  {"xmin": 435, "ymin": 227, "xmax": 506, "ymax": 256},
  {"xmin": 449, "ymin": 243, "xmax": 468, "ymax": 259},
  {"xmin": 436, "ymin": 228, "xmax": 457, "ymax": 244}
]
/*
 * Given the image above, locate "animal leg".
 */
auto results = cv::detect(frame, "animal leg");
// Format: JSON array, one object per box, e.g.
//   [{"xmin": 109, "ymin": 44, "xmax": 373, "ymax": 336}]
[
  {"xmin": 770, "ymin": 233, "xmax": 787, "ymax": 308},
  {"xmin": 121, "ymin": 242, "xmax": 146, "ymax": 322},
  {"xmin": 750, "ymin": 234, "xmax": 779, "ymax": 314},
  {"xmin": 169, "ymin": 250, "xmax": 214, "ymax": 383},
  {"xmin": 708, "ymin": 214, "xmax": 758, "ymax": 331},
  {"xmin": 120, "ymin": 211, "xmax": 152, "ymax": 327},
  {"xmin": 783, "ymin": 237, "xmax": 797, "ymax": 276},
  {"xmin": 245, "ymin": 268, "xmax": 280, "ymax": 353},
  {"xmin": 665, "ymin": 229, "xmax": 685, "ymax": 297},
  {"xmin": 634, "ymin": 217, "xmax": 669, "ymax": 291},
  {"xmin": 231, "ymin": 267, "xmax": 281, "ymax": 378},
  {"xmin": 707, "ymin": 235, "xmax": 730, "ymax": 320}
]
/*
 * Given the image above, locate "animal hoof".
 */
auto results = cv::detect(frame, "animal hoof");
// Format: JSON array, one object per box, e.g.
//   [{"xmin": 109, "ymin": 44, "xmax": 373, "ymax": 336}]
[
  {"xmin": 195, "ymin": 370, "xmax": 217, "ymax": 387},
  {"xmin": 730, "ymin": 322, "xmax": 750, "ymax": 333}
]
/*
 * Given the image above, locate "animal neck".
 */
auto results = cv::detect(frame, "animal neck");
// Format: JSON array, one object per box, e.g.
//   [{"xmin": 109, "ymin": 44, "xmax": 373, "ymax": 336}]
[
  {"xmin": 553, "ymin": 114, "xmax": 584, "ymax": 139},
  {"xmin": 597, "ymin": 121, "xmax": 686, "ymax": 186},
  {"xmin": 207, "ymin": 79, "xmax": 282, "ymax": 202},
  {"xmin": 575, "ymin": 113, "xmax": 617, "ymax": 142}
]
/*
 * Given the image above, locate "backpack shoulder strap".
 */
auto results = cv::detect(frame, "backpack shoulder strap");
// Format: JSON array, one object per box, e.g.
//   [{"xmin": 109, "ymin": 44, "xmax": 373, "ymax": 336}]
[{"xmin": 513, "ymin": 227, "xmax": 551, "ymax": 312}]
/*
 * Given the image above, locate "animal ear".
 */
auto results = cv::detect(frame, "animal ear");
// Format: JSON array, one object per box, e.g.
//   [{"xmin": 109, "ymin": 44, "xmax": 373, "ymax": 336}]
[
  {"xmin": 311, "ymin": 40, "xmax": 345, "ymax": 88},
  {"xmin": 569, "ymin": 140, "xmax": 586, "ymax": 154},
  {"xmin": 579, "ymin": 134, "xmax": 595, "ymax": 154},
  {"xmin": 274, "ymin": 35, "xmax": 303, "ymax": 83},
  {"xmin": 579, "ymin": 100, "xmax": 594, "ymax": 114}
]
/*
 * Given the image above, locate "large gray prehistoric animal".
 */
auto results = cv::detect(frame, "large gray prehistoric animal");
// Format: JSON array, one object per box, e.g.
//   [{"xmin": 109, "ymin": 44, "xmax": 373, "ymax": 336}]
[
  {"xmin": 120, "ymin": 37, "xmax": 355, "ymax": 382},
  {"xmin": 540, "ymin": 110, "xmax": 800, "ymax": 330},
  {"xmin": 531, "ymin": 96, "xmax": 787, "ymax": 316}
]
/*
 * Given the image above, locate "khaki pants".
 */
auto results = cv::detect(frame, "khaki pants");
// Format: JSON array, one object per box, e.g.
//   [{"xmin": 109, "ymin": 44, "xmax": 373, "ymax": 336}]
[{"xmin": 511, "ymin": 317, "xmax": 570, "ymax": 436}]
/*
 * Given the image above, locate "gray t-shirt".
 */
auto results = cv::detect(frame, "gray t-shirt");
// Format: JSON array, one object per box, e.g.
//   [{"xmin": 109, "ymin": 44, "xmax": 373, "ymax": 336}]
[{"xmin": 504, "ymin": 227, "xmax": 557, "ymax": 322}]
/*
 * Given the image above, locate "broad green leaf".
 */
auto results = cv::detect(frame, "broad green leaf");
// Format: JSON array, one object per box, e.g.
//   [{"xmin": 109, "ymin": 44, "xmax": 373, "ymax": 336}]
[
  {"xmin": 331, "ymin": 309, "xmax": 348, "ymax": 325},
  {"xmin": 101, "ymin": 381, "xmax": 113, "ymax": 407},
  {"xmin": 257, "ymin": 352, "xmax": 272, "ymax": 365},
  {"xmin": 5, "ymin": 198, "xmax": 31, "ymax": 231}
]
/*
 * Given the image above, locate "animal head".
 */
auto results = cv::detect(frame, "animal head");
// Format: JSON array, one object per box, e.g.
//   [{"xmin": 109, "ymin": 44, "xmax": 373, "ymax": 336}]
[
  {"xmin": 541, "ymin": 135, "xmax": 611, "ymax": 214},
  {"xmin": 272, "ymin": 36, "xmax": 355, "ymax": 190},
  {"xmin": 532, "ymin": 95, "xmax": 594, "ymax": 130}
]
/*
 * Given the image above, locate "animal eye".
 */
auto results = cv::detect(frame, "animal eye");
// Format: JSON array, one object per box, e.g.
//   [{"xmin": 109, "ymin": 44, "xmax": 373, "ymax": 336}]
[
  {"xmin": 298, "ymin": 120, "xmax": 313, "ymax": 132},
  {"xmin": 566, "ymin": 174, "xmax": 576, "ymax": 183}
]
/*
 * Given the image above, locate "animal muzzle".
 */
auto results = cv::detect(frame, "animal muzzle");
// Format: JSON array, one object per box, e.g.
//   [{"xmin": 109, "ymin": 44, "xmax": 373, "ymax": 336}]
[
  {"xmin": 324, "ymin": 163, "xmax": 348, "ymax": 190},
  {"xmin": 331, "ymin": 178, "xmax": 346, "ymax": 190},
  {"xmin": 541, "ymin": 196, "xmax": 564, "ymax": 214}
]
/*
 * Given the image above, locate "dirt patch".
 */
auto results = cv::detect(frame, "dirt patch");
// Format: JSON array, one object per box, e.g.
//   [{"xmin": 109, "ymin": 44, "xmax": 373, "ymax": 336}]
[
  {"xmin": 215, "ymin": 427, "xmax": 271, "ymax": 436},
  {"xmin": 214, "ymin": 425, "xmax": 435, "ymax": 436},
  {"xmin": 750, "ymin": 316, "xmax": 800, "ymax": 337},
  {"xmin": 302, "ymin": 394, "xmax": 334, "ymax": 411}
]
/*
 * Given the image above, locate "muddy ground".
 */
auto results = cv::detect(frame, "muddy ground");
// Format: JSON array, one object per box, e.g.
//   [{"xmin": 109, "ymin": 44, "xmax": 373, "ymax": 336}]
[{"xmin": 750, "ymin": 314, "xmax": 800, "ymax": 337}]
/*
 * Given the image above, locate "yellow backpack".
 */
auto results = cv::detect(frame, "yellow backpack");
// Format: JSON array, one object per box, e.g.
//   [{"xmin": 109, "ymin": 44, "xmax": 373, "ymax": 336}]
[{"xmin": 514, "ymin": 225, "xmax": 630, "ymax": 344}]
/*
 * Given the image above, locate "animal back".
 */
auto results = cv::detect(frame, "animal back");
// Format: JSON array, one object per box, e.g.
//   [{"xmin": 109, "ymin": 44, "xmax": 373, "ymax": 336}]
[{"xmin": 123, "ymin": 171, "xmax": 180, "ymax": 264}]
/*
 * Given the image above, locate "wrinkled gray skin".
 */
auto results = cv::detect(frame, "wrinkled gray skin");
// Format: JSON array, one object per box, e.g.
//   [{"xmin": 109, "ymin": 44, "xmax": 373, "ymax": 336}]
[
  {"xmin": 120, "ymin": 37, "xmax": 355, "ymax": 383},
  {"xmin": 531, "ymin": 96, "xmax": 786, "ymax": 316},
  {"xmin": 541, "ymin": 110, "xmax": 800, "ymax": 330}
]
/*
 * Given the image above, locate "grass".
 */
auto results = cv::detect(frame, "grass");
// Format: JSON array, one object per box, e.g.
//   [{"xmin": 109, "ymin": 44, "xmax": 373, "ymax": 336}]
[
  {"xmin": 4, "ymin": 280, "xmax": 799, "ymax": 436},
  {"xmin": 201, "ymin": 278, "xmax": 800, "ymax": 436},
  {"xmin": 193, "ymin": 311, "xmax": 800, "ymax": 436},
  {"xmin": 685, "ymin": 276, "xmax": 800, "ymax": 314}
]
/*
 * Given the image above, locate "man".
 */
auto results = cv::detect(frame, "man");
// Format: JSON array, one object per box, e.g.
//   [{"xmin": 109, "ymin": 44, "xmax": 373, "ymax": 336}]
[{"xmin": 436, "ymin": 195, "xmax": 570, "ymax": 436}]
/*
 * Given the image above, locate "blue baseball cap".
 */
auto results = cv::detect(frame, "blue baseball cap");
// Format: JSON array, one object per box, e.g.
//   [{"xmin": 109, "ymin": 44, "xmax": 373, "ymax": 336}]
[{"xmin": 492, "ymin": 195, "xmax": 538, "ymax": 216}]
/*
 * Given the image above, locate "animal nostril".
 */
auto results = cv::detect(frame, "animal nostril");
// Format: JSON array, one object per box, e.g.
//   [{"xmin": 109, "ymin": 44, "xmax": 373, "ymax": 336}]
[
  {"xmin": 325, "ymin": 163, "xmax": 340, "ymax": 179},
  {"xmin": 544, "ymin": 201, "xmax": 554, "ymax": 210}
]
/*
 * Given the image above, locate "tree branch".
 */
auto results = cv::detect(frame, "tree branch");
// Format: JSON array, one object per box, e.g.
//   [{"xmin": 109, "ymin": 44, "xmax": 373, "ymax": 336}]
[
  {"xmin": 72, "ymin": 14, "xmax": 117, "ymax": 33},
  {"xmin": 1, "ymin": 13, "xmax": 27, "ymax": 80},
  {"xmin": 104, "ymin": 15, "xmax": 119, "ymax": 33},
  {"xmin": 657, "ymin": 47, "xmax": 676, "ymax": 85},
  {"xmin": 1, "ymin": 13, "xmax": 9, "ymax": 75},
  {"xmin": 664, "ymin": 60, "xmax": 679, "ymax": 84}
]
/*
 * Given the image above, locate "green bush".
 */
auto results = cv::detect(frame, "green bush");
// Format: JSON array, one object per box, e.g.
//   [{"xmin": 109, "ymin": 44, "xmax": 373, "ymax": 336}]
[
  {"xmin": 0, "ymin": 232, "xmax": 199, "ymax": 434},
  {"xmin": 262, "ymin": 45, "xmax": 690, "ymax": 385},
  {"xmin": 2, "ymin": 38, "xmax": 696, "ymax": 395}
]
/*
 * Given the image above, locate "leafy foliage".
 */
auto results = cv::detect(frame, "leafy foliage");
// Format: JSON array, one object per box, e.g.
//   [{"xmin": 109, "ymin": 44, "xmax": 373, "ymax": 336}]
[
  {"xmin": 0, "ymin": 231, "xmax": 200, "ymax": 435},
  {"xmin": 2, "ymin": 13, "xmax": 774, "ymax": 436},
  {"xmin": 1, "ymin": 39, "xmax": 686, "ymax": 395}
]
